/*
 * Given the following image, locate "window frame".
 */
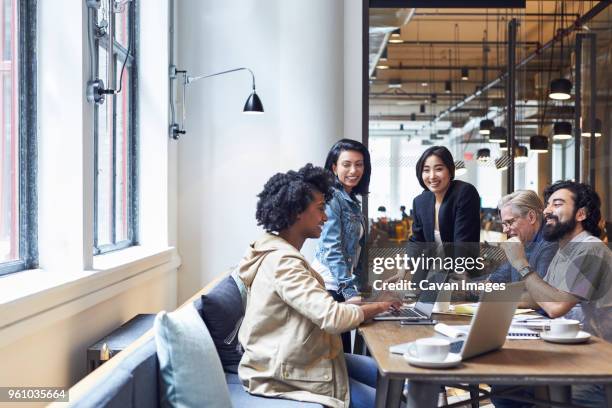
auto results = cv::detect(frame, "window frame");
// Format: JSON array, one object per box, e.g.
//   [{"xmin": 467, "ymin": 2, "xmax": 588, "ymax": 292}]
[
  {"xmin": 0, "ymin": 0, "xmax": 37, "ymax": 276},
  {"xmin": 93, "ymin": 0, "xmax": 139, "ymax": 255}
]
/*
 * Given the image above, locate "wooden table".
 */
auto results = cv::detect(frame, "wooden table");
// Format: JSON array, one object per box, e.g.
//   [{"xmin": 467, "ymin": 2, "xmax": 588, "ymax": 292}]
[{"xmin": 358, "ymin": 314, "xmax": 612, "ymax": 408}]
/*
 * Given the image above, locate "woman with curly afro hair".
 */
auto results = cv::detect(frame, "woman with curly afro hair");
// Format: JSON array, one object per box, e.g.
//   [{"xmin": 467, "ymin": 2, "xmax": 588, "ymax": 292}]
[{"xmin": 236, "ymin": 163, "xmax": 399, "ymax": 408}]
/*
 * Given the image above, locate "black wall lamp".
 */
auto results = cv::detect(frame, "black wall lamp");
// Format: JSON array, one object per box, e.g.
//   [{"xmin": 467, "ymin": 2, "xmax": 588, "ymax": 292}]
[{"xmin": 169, "ymin": 66, "xmax": 263, "ymax": 140}]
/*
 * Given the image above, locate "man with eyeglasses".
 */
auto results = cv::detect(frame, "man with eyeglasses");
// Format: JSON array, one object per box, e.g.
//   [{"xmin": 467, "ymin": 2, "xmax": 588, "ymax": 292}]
[
  {"xmin": 499, "ymin": 181, "xmax": 612, "ymax": 408},
  {"xmin": 488, "ymin": 190, "xmax": 557, "ymax": 284}
]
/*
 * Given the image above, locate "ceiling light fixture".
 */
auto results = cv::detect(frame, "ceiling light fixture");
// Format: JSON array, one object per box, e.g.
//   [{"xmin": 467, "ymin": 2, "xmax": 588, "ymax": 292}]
[
  {"xmin": 553, "ymin": 121, "xmax": 572, "ymax": 140},
  {"xmin": 389, "ymin": 28, "xmax": 403, "ymax": 43},
  {"xmin": 549, "ymin": 78, "xmax": 572, "ymax": 100},
  {"xmin": 479, "ymin": 119, "xmax": 494, "ymax": 135},
  {"xmin": 529, "ymin": 135, "xmax": 549, "ymax": 153},
  {"xmin": 489, "ymin": 126, "xmax": 506, "ymax": 143},
  {"xmin": 581, "ymin": 118, "xmax": 602, "ymax": 137}
]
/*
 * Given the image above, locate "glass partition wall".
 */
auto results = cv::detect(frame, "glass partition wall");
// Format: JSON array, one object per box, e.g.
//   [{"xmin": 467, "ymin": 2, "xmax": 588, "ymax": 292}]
[{"xmin": 366, "ymin": 2, "xmax": 611, "ymax": 241}]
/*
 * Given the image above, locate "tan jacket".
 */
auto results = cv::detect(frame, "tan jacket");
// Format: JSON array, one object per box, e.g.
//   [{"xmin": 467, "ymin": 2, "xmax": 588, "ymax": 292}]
[{"xmin": 237, "ymin": 233, "xmax": 364, "ymax": 408}]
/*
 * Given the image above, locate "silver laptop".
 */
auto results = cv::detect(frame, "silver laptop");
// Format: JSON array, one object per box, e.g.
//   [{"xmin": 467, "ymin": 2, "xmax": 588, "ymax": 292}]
[
  {"xmin": 389, "ymin": 282, "xmax": 524, "ymax": 359},
  {"xmin": 451, "ymin": 282, "xmax": 524, "ymax": 359},
  {"xmin": 373, "ymin": 271, "xmax": 448, "ymax": 321}
]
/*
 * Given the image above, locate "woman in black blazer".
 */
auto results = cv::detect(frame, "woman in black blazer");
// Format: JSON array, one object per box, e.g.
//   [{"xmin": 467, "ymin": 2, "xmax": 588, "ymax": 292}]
[
  {"xmin": 410, "ymin": 146, "xmax": 480, "ymax": 243},
  {"xmin": 409, "ymin": 146, "xmax": 481, "ymax": 268}
]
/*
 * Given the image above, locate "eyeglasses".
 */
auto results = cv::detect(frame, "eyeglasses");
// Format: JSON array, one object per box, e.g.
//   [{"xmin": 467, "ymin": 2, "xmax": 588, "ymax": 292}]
[{"xmin": 501, "ymin": 217, "xmax": 519, "ymax": 229}]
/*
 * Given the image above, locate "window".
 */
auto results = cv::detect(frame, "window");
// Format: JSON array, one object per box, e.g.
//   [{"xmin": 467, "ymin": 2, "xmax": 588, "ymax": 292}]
[
  {"xmin": 0, "ymin": 0, "xmax": 36, "ymax": 276},
  {"xmin": 93, "ymin": 0, "xmax": 138, "ymax": 254}
]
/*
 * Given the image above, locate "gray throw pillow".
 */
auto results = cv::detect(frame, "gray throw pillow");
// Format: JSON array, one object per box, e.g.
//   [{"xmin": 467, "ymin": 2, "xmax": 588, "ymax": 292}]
[{"xmin": 154, "ymin": 303, "xmax": 232, "ymax": 408}]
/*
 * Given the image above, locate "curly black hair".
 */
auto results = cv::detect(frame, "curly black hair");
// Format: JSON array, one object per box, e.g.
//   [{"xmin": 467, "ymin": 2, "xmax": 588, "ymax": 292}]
[
  {"xmin": 256, "ymin": 164, "xmax": 334, "ymax": 233},
  {"xmin": 544, "ymin": 180, "xmax": 602, "ymax": 238}
]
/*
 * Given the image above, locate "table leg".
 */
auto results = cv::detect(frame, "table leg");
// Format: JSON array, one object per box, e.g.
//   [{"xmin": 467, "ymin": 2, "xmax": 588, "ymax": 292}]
[
  {"xmin": 405, "ymin": 380, "xmax": 440, "ymax": 408},
  {"xmin": 354, "ymin": 331, "xmax": 366, "ymax": 355},
  {"xmin": 374, "ymin": 373, "xmax": 403, "ymax": 408},
  {"xmin": 548, "ymin": 385, "xmax": 571, "ymax": 404}
]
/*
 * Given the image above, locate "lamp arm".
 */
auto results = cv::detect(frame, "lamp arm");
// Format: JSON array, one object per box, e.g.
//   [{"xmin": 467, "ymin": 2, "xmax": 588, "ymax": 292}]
[{"xmin": 187, "ymin": 67, "xmax": 256, "ymax": 90}]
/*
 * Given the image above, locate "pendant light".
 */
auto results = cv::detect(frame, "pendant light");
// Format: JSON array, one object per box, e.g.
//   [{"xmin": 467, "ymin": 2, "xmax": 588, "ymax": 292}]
[
  {"xmin": 548, "ymin": 2, "xmax": 572, "ymax": 100},
  {"xmin": 479, "ymin": 119, "xmax": 494, "ymax": 135},
  {"xmin": 553, "ymin": 121, "xmax": 572, "ymax": 140},
  {"xmin": 389, "ymin": 28, "xmax": 403, "ymax": 44},
  {"xmin": 581, "ymin": 118, "xmax": 602, "ymax": 137},
  {"xmin": 549, "ymin": 78, "xmax": 572, "ymax": 100},
  {"xmin": 529, "ymin": 135, "xmax": 549, "ymax": 153},
  {"xmin": 499, "ymin": 141, "xmax": 508, "ymax": 151},
  {"xmin": 420, "ymin": 104, "xmax": 426, "ymax": 113},
  {"xmin": 461, "ymin": 67, "xmax": 469, "ymax": 80},
  {"xmin": 490, "ymin": 126, "xmax": 506, "ymax": 143},
  {"xmin": 445, "ymin": 80, "xmax": 452, "ymax": 94}
]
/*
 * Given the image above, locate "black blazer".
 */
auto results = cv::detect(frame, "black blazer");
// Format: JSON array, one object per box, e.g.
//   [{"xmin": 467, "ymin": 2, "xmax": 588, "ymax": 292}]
[{"xmin": 410, "ymin": 179, "xmax": 481, "ymax": 244}]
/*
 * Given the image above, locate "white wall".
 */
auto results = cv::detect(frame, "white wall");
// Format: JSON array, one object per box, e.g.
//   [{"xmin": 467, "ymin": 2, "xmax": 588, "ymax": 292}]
[{"xmin": 176, "ymin": 0, "xmax": 363, "ymax": 301}]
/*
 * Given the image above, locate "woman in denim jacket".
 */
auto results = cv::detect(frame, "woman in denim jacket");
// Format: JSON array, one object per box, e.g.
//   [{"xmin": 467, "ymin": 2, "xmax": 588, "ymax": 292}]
[{"xmin": 313, "ymin": 139, "xmax": 371, "ymax": 351}]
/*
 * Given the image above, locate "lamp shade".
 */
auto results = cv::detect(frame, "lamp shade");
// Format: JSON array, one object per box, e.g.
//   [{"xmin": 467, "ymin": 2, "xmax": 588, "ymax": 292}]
[
  {"xmin": 549, "ymin": 78, "xmax": 572, "ymax": 100},
  {"xmin": 514, "ymin": 145, "xmax": 529, "ymax": 163},
  {"xmin": 420, "ymin": 104, "xmax": 426, "ymax": 113},
  {"xmin": 490, "ymin": 126, "xmax": 506, "ymax": 143},
  {"xmin": 389, "ymin": 28, "xmax": 403, "ymax": 43},
  {"xmin": 581, "ymin": 118, "xmax": 602, "ymax": 137},
  {"xmin": 499, "ymin": 141, "xmax": 508, "ymax": 151},
  {"xmin": 479, "ymin": 119, "xmax": 494, "ymax": 135},
  {"xmin": 553, "ymin": 121, "xmax": 572, "ymax": 140},
  {"xmin": 445, "ymin": 81, "xmax": 452, "ymax": 93},
  {"xmin": 461, "ymin": 67, "xmax": 469, "ymax": 80},
  {"xmin": 477, "ymin": 148, "xmax": 491, "ymax": 162},
  {"xmin": 455, "ymin": 160, "xmax": 467, "ymax": 176},
  {"xmin": 529, "ymin": 135, "xmax": 549, "ymax": 153},
  {"xmin": 431, "ymin": 93, "xmax": 437, "ymax": 104},
  {"xmin": 243, "ymin": 91, "xmax": 264, "ymax": 113}
]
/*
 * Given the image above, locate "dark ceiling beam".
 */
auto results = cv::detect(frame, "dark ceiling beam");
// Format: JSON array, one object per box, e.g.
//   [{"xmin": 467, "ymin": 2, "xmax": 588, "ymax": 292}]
[
  {"xmin": 370, "ymin": 0, "xmax": 525, "ymax": 8},
  {"xmin": 379, "ymin": 65, "xmax": 559, "ymax": 72},
  {"xmin": 414, "ymin": 12, "xmax": 577, "ymax": 17},
  {"xmin": 432, "ymin": 0, "xmax": 612, "ymax": 123},
  {"xmin": 392, "ymin": 41, "xmax": 539, "ymax": 46}
]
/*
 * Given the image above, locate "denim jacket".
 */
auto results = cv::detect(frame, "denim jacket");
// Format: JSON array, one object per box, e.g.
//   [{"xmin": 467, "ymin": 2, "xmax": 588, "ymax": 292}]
[{"xmin": 314, "ymin": 186, "xmax": 365, "ymax": 299}]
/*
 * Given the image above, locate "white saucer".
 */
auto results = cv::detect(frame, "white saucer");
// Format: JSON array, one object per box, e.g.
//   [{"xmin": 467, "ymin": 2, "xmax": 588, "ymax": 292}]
[
  {"xmin": 540, "ymin": 330, "xmax": 591, "ymax": 344},
  {"xmin": 403, "ymin": 352, "xmax": 462, "ymax": 368}
]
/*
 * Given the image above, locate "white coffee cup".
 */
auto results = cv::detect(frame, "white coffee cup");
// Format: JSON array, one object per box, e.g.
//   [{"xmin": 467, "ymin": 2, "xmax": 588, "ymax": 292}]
[
  {"xmin": 407, "ymin": 337, "xmax": 450, "ymax": 361},
  {"xmin": 548, "ymin": 319, "xmax": 581, "ymax": 338}
]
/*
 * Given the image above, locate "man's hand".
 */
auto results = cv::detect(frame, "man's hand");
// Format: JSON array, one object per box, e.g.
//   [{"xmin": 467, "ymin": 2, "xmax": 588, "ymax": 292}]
[{"xmin": 501, "ymin": 236, "xmax": 529, "ymax": 271}]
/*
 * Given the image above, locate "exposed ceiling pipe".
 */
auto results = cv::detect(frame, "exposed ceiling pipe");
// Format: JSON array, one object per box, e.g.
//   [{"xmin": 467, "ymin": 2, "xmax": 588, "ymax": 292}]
[
  {"xmin": 369, "ymin": 8, "xmax": 416, "ymax": 77},
  {"xmin": 432, "ymin": 0, "xmax": 612, "ymax": 124}
]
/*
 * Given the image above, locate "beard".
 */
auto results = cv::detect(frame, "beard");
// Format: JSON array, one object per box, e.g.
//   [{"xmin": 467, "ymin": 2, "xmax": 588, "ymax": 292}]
[{"xmin": 542, "ymin": 214, "xmax": 576, "ymax": 241}]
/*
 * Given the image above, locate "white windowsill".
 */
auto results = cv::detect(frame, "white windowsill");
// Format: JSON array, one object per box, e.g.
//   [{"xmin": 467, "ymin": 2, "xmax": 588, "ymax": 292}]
[{"xmin": 0, "ymin": 246, "xmax": 181, "ymax": 348}]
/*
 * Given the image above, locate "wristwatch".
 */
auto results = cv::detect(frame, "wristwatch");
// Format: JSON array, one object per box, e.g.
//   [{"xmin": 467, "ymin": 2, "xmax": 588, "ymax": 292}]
[{"xmin": 517, "ymin": 265, "xmax": 534, "ymax": 279}]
